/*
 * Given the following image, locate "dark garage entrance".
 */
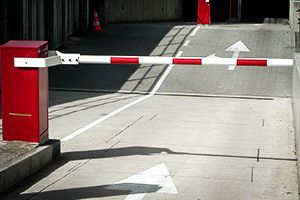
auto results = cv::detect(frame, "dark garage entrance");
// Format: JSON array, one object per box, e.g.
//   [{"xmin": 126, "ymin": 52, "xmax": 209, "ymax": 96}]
[
  {"xmin": 241, "ymin": 0, "xmax": 289, "ymax": 22},
  {"xmin": 182, "ymin": 0, "xmax": 198, "ymax": 21},
  {"xmin": 182, "ymin": 0, "xmax": 289, "ymax": 23},
  {"xmin": 209, "ymin": 0, "xmax": 289, "ymax": 23},
  {"xmin": 210, "ymin": 0, "xmax": 230, "ymax": 22}
]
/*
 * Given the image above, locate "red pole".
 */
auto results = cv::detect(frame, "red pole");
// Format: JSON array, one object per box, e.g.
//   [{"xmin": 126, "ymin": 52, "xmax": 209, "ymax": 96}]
[{"xmin": 197, "ymin": 0, "xmax": 211, "ymax": 25}]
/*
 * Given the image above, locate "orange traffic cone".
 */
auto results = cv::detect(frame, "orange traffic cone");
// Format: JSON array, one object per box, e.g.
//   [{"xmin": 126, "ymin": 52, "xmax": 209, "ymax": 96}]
[{"xmin": 93, "ymin": 10, "xmax": 102, "ymax": 32}]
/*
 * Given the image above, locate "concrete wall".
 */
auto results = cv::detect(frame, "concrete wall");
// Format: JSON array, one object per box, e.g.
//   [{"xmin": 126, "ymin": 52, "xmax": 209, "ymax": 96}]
[
  {"xmin": 293, "ymin": 54, "xmax": 300, "ymax": 187},
  {"xmin": 0, "ymin": 0, "xmax": 89, "ymax": 48},
  {"xmin": 0, "ymin": 0, "xmax": 22, "ymax": 45},
  {"xmin": 290, "ymin": 0, "xmax": 300, "ymax": 32},
  {"xmin": 47, "ymin": 0, "xmax": 82, "ymax": 48},
  {"xmin": 104, "ymin": 0, "xmax": 182, "ymax": 24}
]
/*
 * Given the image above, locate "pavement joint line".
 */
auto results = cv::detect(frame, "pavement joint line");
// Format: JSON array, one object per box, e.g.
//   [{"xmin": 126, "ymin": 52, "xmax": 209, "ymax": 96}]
[
  {"xmin": 49, "ymin": 89, "xmax": 277, "ymax": 100},
  {"xmin": 251, "ymin": 166, "xmax": 254, "ymax": 182},
  {"xmin": 61, "ymin": 50, "xmax": 183, "ymax": 142},
  {"xmin": 49, "ymin": 87, "xmax": 150, "ymax": 95},
  {"xmin": 105, "ymin": 116, "xmax": 143, "ymax": 143},
  {"xmin": 104, "ymin": 141, "xmax": 120, "ymax": 152},
  {"xmin": 28, "ymin": 158, "xmax": 91, "ymax": 200},
  {"xmin": 154, "ymin": 92, "xmax": 275, "ymax": 100},
  {"xmin": 149, "ymin": 114, "xmax": 158, "ymax": 121}
]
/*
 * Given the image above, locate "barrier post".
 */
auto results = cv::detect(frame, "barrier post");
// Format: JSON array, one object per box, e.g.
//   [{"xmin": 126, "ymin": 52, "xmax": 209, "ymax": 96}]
[
  {"xmin": 198, "ymin": 0, "xmax": 211, "ymax": 25},
  {"xmin": 0, "ymin": 41, "xmax": 49, "ymax": 144}
]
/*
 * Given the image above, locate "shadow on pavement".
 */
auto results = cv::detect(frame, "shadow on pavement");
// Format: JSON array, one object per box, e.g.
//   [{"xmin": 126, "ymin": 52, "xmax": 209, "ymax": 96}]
[
  {"xmin": 63, "ymin": 146, "xmax": 258, "ymax": 160},
  {"xmin": 49, "ymin": 22, "xmax": 194, "ymax": 106},
  {"xmin": 48, "ymin": 92, "xmax": 139, "ymax": 121},
  {"xmin": 14, "ymin": 183, "xmax": 161, "ymax": 200},
  {"xmin": 2, "ymin": 145, "xmax": 296, "ymax": 199}
]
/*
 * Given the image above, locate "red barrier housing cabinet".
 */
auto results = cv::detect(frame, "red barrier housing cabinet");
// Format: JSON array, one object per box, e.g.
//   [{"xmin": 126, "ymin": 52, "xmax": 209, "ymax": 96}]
[{"xmin": 0, "ymin": 41, "xmax": 49, "ymax": 144}]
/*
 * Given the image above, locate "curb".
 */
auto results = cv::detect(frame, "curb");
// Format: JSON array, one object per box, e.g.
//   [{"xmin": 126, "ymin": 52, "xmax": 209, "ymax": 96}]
[{"xmin": 0, "ymin": 140, "xmax": 60, "ymax": 193}]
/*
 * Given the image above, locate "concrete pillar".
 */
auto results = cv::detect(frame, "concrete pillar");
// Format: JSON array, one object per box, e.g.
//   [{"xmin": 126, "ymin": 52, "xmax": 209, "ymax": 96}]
[
  {"xmin": 237, "ymin": 0, "xmax": 242, "ymax": 22},
  {"xmin": 290, "ymin": 0, "xmax": 300, "ymax": 32},
  {"xmin": 29, "ymin": 0, "xmax": 37, "ymax": 40},
  {"xmin": 22, "ymin": 0, "xmax": 29, "ymax": 40},
  {"xmin": 80, "ymin": 0, "xmax": 89, "ymax": 32},
  {"xmin": 37, "ymin": 0, "xmax": 45, "ymax": 40}
]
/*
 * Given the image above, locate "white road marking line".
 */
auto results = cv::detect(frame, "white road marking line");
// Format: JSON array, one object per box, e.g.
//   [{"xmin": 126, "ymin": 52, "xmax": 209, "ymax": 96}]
[
  {"xmin": 176, "ymin": 50, "xmax": 184, "ymax": 57},
  {"xmin": 61, "ymin": 95, "xmax": 150, "ymax": 142},
  {"xmin": 150, "ymin": 51, "xmax": 183, "ymax": 95},
  {"xmin": 183, "ymin": 40, "xmax": 190, "ymax": 46},
  {"xmin": 227, "ymin": 65, "xmax": 236, "ymax": 70},
  {"xmin": 61, "ymin": 51, "xmax": 183, "ymax": 142},
  {"xmin": 190, "ymin": 26, "xmax": 200, "ymax": 37}
]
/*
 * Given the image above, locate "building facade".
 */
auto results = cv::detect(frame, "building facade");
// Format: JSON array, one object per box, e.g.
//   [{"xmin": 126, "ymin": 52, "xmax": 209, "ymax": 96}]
[{"xmin": 0, "ymin": 0, "xmax": 293, "ymax": 48}]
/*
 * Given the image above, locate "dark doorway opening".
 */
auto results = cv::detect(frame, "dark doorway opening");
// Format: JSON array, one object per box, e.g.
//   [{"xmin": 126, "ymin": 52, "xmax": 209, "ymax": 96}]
[
  {"xmin": 182, "ymin": 0, "xmax": 198, "ymax": 21},
  {"xmin": 210, "ymin": 0, "xmax": 230, "ymax": 22},
  {"xmin": 241, "ymin": 0, "xmax": 289, "ymax": 22}
]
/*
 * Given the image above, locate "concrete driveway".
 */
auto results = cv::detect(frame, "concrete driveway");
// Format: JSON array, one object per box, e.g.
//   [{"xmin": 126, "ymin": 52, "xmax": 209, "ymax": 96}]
[{"xmin": 1, "ymin": 22, "xmax": 298, "ymax": 200}]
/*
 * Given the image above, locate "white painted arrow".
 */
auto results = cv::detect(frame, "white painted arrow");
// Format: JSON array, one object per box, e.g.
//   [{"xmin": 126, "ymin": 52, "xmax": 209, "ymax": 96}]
[
  {"xmin": 206, "ymin": 53, "xmax": 220, "ymax": 58},
  {"xmin": 106, "ymin": 163, "xmax": 178, "ymax": 200},
  {"xmin": 225, "ymin": 40, "xmax": 250, "ymax": 70}
]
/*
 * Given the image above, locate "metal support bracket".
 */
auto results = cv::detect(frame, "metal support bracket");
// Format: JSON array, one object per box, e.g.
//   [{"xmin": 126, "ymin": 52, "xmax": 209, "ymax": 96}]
[
  {"xmin": 56, "ymin": 51, "xmax": 80, "ymax": 65},
  {"xmin": 14, "ymin": 51, "xmax": 80, "ymax": 68}
]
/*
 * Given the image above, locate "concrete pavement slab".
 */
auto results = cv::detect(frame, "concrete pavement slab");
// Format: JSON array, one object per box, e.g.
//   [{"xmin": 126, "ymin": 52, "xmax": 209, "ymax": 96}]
[
  {"xmin": 1, "ymin": 22, "xmax": 297, "ymax": 200},
  {"xmin": 3, "ymin": 151, "xmax": 297, "ymax": 200},
  {"xmin": 160, "ymin": 24, "xmax": 294, "ymax": 97},
  {"xmin": 63, "ymin": 95, "xmax": 295, "ymax": 159},
  {"xmin": 49, "ymin": 91, "xmax": 143, "ymax": 140}
]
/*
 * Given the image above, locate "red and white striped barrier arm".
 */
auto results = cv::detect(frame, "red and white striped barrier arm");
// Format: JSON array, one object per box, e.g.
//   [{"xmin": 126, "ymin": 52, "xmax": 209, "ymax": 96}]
[
  {"xmin": 79, "ymin": 55, "xmax": 293, "ymax": 67},
  {"xmin": 14, "ymin": 52, "xmax": 293, "ymax": 67}
]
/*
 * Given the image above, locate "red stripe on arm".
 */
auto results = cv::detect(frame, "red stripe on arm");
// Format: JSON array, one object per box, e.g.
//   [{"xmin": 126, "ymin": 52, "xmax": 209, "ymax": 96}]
[
  {"xmin": 173, "ymin": 58, "xmax": 202, "ymax": 65},
  {"xmin": 237, "ymin": 59, "xmax": 267, "ymax": 66},
  {"xmin": 111, "ymin": 57, "xmax": 139, "ymax": 64}
]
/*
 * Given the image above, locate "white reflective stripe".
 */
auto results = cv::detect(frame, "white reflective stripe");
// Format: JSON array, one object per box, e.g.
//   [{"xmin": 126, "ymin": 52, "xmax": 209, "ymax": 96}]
[
  {"xmin": 79, "ymin": 56, "xmax": 111, "ymax": 64},
  {"xmin": 202, "ymin": 58, "xmax": 236, "ymax": 65},
  {"xmin": 14, "ymin": 58, "xmax": 47, "ymax": 67},
  {"xmin": 267, "ymin": 59, "xmax": 293, "ymax": 67},
  {"xmin": 139, "ymin": 56, "xmax": 173, "ymax": 65},
  {"xmin": 93, "ymin": 22, "xmax": 100, "ymax": 26}
]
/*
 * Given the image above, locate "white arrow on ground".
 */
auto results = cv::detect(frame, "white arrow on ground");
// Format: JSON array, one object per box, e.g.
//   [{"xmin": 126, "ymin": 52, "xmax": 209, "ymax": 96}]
[
  {"xmin": 106, "ymin": 163, "xmax": 178, "ymax": 200},
  {"xmin": 225, "ymin": 40, "xmax": 250, "ymax": 70},
  {"xmin": 206, "ymin": 53, "xmax": 220, "ymax": 58}
]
